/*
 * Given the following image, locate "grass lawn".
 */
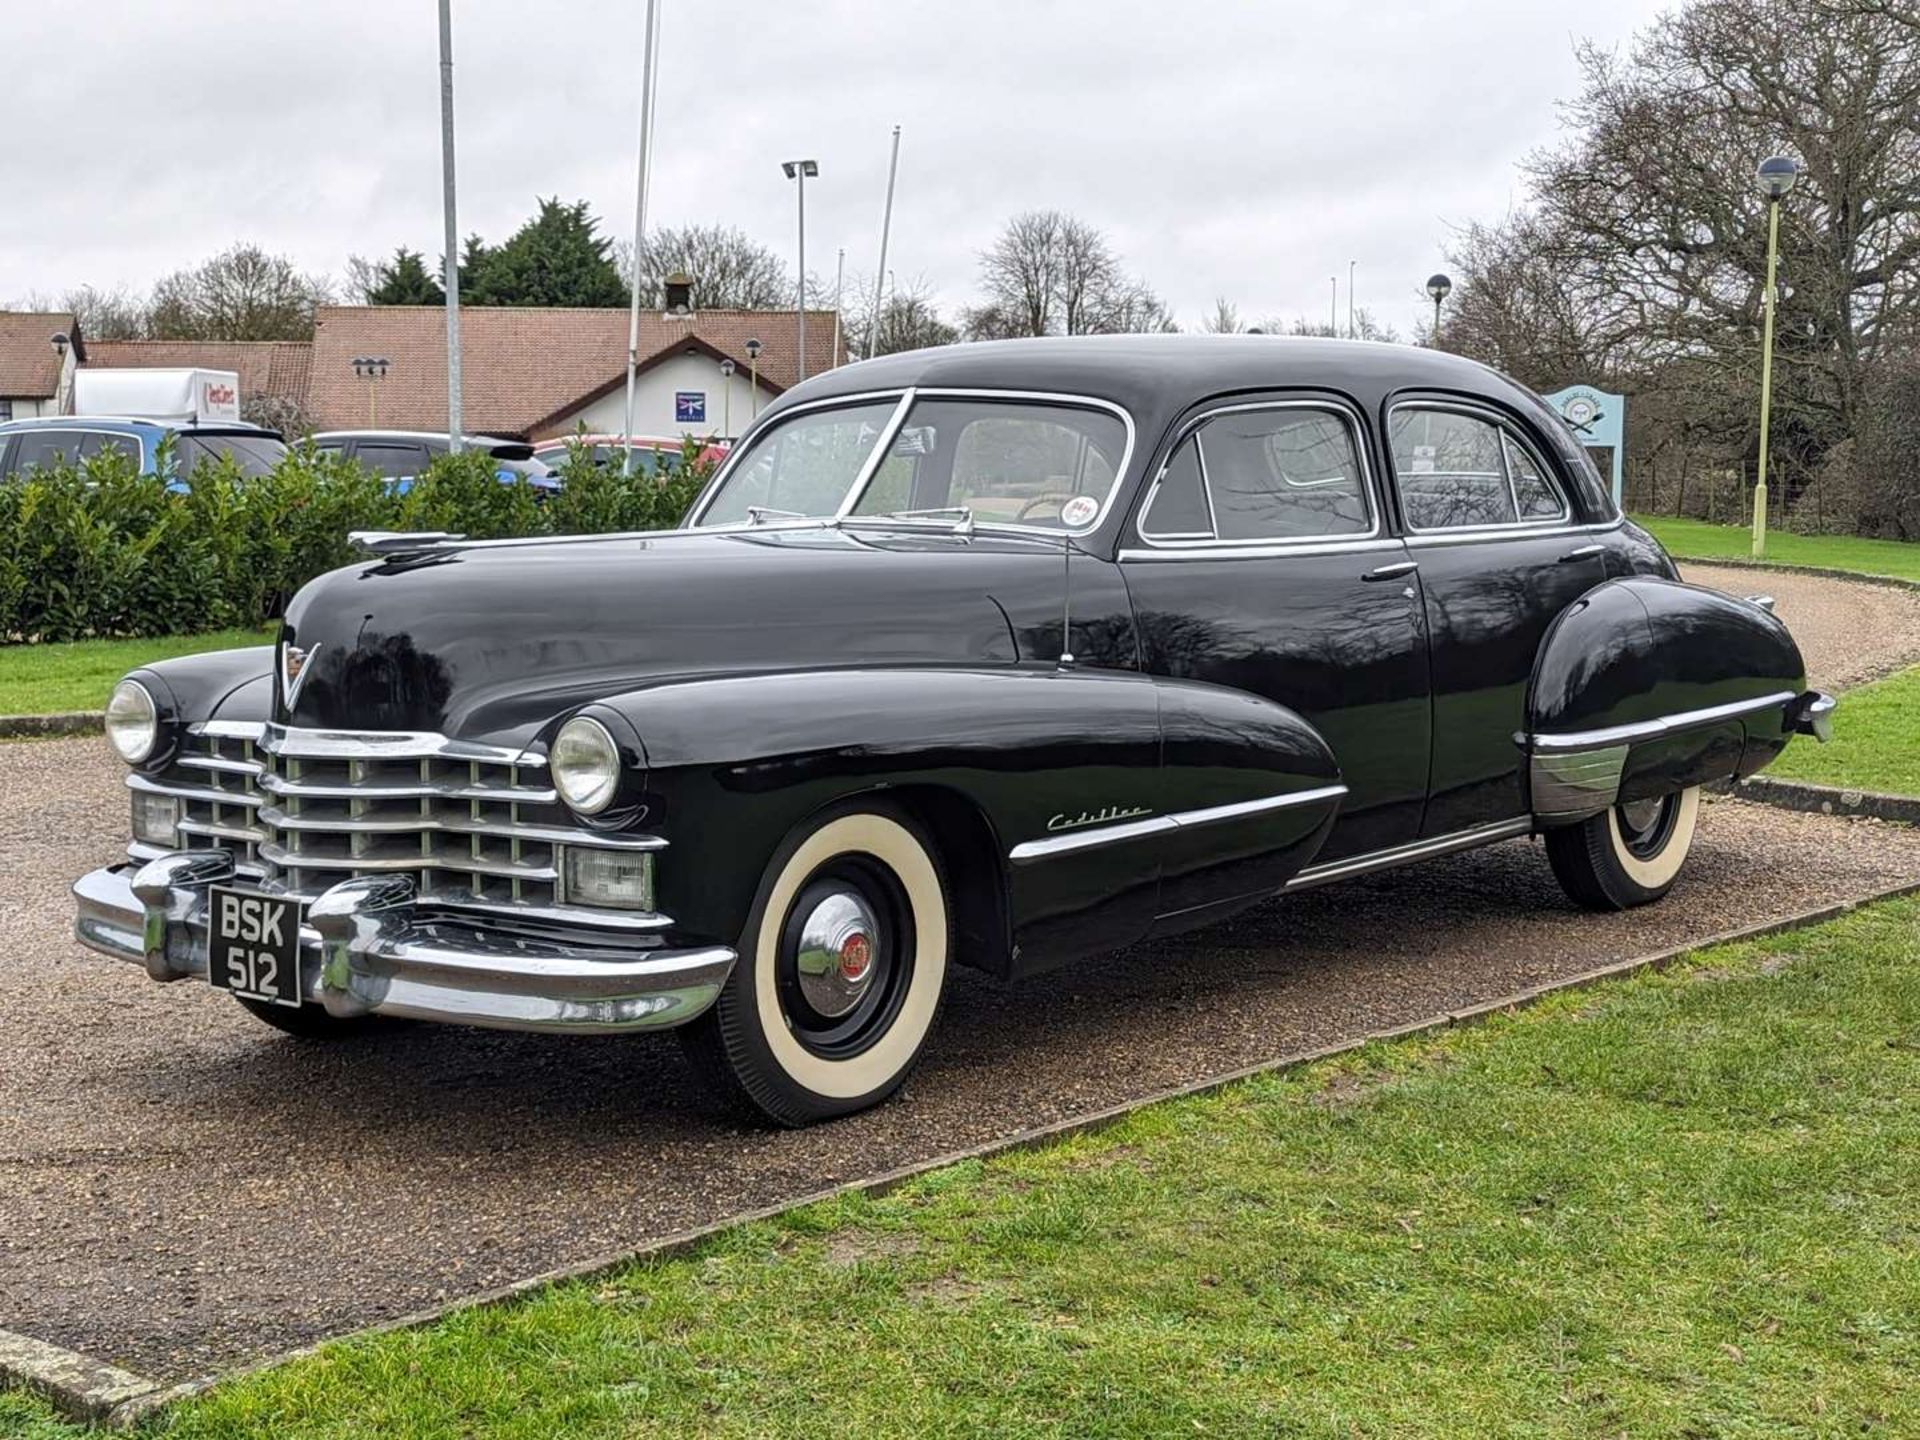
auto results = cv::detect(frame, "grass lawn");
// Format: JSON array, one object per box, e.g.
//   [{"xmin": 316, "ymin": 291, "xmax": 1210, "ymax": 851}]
[
  {"xmin": 1771, "ymin": 663, "xmax": 1920, "ymax": 797},
  {"xmin": 0, "ymin": 629, "xmax": 271, "ymax": 716},
  {"xmin": 1635, "ymin": 514, "xmax": 1920, "ymax": 583},
  {"xmin": 10, "ymin": 897, "xmax": 1918, "ymax": 1438}
]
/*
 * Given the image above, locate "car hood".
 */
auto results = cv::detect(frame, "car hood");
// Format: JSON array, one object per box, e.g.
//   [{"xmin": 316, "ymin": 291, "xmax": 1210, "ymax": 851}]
[{"xmin": 278, "ymin": 527, "xmax": 1068, "ymax": 747}]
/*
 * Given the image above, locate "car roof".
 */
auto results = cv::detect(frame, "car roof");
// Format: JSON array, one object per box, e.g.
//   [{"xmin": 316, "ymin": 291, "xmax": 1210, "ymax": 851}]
[
  {"xmin": 312, "ymin": 430, "xmax": 525, "ymax": 444},
  {"xmin": 0, "ymin": 416, "xmax": 280, "ymax": 438}
]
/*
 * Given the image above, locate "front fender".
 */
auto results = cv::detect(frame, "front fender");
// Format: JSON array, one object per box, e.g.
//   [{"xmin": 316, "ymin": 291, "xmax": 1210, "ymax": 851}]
[
  {"xmin": 597, "ymin": 666, "xmax": 1344, "ymax": 971},
  {"xmin": 1525, "ymin": 577, "xmax": 1809, "ymax": 822}
]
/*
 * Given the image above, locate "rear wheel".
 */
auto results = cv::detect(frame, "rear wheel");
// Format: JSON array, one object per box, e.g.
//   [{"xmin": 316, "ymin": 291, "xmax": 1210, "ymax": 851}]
[
  {"xmin": 1546, "ymin": 785, "xmax": 1701, "ymax": 911},
  {"xmin": 233, "ymin": 997, "xmax": 385, "ymax": 1039},
  {"xmin": 680, "ymin": 804, "xmax": 951, "ymax": 1126}
]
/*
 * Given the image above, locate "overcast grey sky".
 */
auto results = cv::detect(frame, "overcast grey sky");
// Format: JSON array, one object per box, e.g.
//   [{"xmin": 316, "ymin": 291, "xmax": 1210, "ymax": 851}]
[{"xmin": 2, "ymin": 0, "xmax": 1672, "ymax": 335}]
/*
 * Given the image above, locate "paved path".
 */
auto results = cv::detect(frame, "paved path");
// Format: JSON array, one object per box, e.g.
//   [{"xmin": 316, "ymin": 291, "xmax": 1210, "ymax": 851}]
[{"xmin": 2, "ymin": 564, "xmax": 1916, "ymax": 1382}]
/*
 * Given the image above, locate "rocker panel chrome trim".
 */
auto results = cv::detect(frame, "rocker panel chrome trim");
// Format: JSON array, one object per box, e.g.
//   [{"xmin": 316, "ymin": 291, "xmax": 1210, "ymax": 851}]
[{"xmin": 1283, "ymin": 817, "xmax": 1533, "ymax": 891}]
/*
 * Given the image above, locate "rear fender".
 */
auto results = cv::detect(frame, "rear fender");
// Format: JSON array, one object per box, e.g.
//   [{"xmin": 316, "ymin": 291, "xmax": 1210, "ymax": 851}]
[{"xmin": 1525, "ymin": 577, "xmax": 1808, "ymax": 823}]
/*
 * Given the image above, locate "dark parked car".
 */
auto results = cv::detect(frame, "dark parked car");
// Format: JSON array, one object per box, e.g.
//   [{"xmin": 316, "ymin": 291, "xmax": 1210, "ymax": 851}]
[
  {"xmin": 311, "ymin": 430, "xmax": 558, "ymax": 491},
  {"xmin": 0, "ymin": 416, "xmax": 286, "ymax": 486},
  {"xmin": 73, "ymin": 337, "xmax": 1832, "ymax": 1125}
]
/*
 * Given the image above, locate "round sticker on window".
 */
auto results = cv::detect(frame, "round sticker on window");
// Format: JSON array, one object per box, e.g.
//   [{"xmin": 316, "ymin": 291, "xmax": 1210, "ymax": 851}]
[{"xmin": 1060, "ymin": 496, "xmax": 1100, "ymax": 528}]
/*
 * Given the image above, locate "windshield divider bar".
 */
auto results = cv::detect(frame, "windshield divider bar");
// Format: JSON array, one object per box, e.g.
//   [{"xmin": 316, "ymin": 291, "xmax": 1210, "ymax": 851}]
[{"xmin": 834, "ymin": 387, "xmax": 917, "ymax": 522}]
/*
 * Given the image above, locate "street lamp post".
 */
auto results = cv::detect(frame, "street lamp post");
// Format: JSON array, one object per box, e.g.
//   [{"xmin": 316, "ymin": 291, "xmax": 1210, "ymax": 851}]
[
  {"xmin": 352, "ymin": 356, "xmax": 391, "ymax": 426},
  {"xmin": 48, "ymin": 332, "xmax": 70, "ymax": 413},
  {"xmin": 719, "ymin": 357, "xmax": 735, "ymax": 439},
  {"xmin": 746, "ymin": 337, "xmax": 763, "ymax": 421},
  {"xmin": 1348, "ymin": 259, "xmax": 1356, "ymax": 339},
  {"xmin": 1752, "ymin": 154, "xmax": 1799, "ymax": 559},
  {"xmin": 782, "ymin": 159, "xmax": 818, "ymax": 381},
  {"xmin": 1426, "ymin": 273, "xmax": 1452, "ymax": 347}
]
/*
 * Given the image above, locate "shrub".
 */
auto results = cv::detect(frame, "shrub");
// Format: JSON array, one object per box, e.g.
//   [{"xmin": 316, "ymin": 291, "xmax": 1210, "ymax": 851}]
[{"xmin": 0, "ymin": 437, "xmax": 721, "ymax": 643}]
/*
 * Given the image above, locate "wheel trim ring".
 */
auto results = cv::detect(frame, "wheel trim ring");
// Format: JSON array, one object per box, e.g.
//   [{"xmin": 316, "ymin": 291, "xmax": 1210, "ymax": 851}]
[{"xmin": 750, "ymin": 814, "xmax": 947, "ymax": 1102}]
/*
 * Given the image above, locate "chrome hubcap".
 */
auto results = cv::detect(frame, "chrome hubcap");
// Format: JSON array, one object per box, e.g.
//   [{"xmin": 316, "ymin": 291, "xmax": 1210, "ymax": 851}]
[
  {"xmin": 1619, "ymin": 798, "xmax": 1664, "ymax": 835},
  {"xmin": 793, "ymin": 888, "xmax": 880, "ymax": 1019}
]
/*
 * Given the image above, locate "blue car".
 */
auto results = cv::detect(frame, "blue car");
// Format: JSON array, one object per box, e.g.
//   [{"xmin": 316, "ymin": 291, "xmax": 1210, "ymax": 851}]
[{"xmin": 0, "ymin": 416, "xmax": 287, "ymax": 487}]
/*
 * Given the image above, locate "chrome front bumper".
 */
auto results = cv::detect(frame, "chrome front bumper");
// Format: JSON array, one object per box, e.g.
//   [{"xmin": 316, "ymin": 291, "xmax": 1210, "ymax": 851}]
[{"xmin": 72, "ymin": 850, "xmax": 735, "ymax": 1034}]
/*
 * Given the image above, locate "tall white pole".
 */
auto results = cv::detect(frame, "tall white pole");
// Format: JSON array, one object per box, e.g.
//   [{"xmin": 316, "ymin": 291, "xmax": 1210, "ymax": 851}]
[
  {"xmin": 1347, "ymin": 259, "xmax": 1356, "ymax": 339},
  {"xmin": 438, "ymin": 0, "xmax": 463, "ymax": 452},
  {"xmin": 833, "ymin": 247, "xmax": 845, "ymax": 367},
  {"xmin": 796, "ymin": 169, "xmax": 808, "ymax": 381},
  {"xmin": 1329, "ymin": 275, "xmax": 1337, "ymax": 335},
  {"xmin": 867, "ymin": 124, "xmax": 901, "ymax": 359},
  {"xmin": 621, "ymin": 0, "xmax": 662, "ymax": 477}
]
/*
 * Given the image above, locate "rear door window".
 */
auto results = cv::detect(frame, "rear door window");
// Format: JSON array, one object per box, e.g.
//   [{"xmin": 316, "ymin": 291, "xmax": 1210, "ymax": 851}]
[
  {"xmin": 1388, "ymin": 407, "xmax": 1569, "ymax": 531},
  {"xmin": 1138, "ymin": 404, "xmax": 1373, "ymax": 544},
  {"xmin": 80, "ymin": 431, "xmax": 142, "ymax": 465}
]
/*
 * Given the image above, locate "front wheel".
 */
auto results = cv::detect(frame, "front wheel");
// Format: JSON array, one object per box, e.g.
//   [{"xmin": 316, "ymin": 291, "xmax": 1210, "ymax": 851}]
[
  {"xmin": 1545, "ymin": 785, "xmax": 1701, "ymax": 911},
  {"xmin": 233, "ymin": 996, "xmax": 388, "ymax": 1039},
  {"xmin": 680, "ymin": 804, "xmax": 951, "ymax": 1127}
]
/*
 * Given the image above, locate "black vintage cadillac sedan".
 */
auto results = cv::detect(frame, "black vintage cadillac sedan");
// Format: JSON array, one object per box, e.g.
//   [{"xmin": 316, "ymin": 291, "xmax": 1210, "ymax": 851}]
[{"xmin": 73, "ymin": 337, "xmax": 1833, "ymax": 1124}]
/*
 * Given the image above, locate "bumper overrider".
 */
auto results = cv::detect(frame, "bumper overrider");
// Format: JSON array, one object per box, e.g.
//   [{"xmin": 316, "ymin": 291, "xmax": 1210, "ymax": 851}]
[{"xmin": 73, "ymin": 851, "xmax": 736, "ymax": 1033}]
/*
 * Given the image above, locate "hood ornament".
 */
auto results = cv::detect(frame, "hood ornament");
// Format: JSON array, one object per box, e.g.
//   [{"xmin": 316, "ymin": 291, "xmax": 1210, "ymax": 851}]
[{"xmin": 281, "ymin": 642, "xmax": 320, "ymax": 709}]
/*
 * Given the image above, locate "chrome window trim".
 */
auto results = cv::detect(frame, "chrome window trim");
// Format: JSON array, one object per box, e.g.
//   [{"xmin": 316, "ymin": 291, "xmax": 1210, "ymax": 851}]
[
  {"xmin": 1386, "ymin": 399, "xmax": 1572, "ymax": 536},
  {"xmin": 1008, "ymin": 783, "xmax": 1347, "ymax": 864},
  {"xmin": 684, "ymin": 386, "xmax": 1137, "ymax": 540},
  {"xmin": 1283, "ymin": 816, "xmax": 1534, "ymax": 891},
  {"xmin": 1136, "ymin": 398, "xmax": 1381, "ymax": 550},
  {"xmin": 1403, "ymin": 516, "xmax": 1624, "ymax": 549},
  {"xmin": 1526, "ymin": 690, "xmax": 1797, "ymax": 753},
  {"xmin": 1118, "ymin": 536, "xmax": 1405, "ymax": 564}
]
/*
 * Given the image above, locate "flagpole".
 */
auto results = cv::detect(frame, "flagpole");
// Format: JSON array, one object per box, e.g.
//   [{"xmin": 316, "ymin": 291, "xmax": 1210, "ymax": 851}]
[
  {"xmin": 621, "ymin": 0, "xmax": 661, "ymax": 476},
  {"xmin": 866, "ymin": 125, "xmax": 901, "ymax": 359}
]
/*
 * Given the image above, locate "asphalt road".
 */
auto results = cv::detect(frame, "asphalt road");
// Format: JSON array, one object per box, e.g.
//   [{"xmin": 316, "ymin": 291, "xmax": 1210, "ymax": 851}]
[{"xmin": 2, "ymin": 561, "xmax": 1916, "ymax": 1382}]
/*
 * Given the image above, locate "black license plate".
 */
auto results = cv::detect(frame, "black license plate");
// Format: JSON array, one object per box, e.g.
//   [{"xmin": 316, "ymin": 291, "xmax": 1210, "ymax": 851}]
[{"xmin": 206, "ymin": 888, "xmax": 305, "ymax": 1009}]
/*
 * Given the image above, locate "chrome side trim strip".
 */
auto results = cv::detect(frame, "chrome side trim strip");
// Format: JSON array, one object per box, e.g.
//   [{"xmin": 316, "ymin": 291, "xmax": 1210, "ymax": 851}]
[
  {"xmin": 1117, "ymin": 536, "xmax": 1404, "ymax": 563},
  {"xmin": 1531, "ymin": 744, "xmax": 1629, "ymax": 822},
  {"xmin": 1284, "ymin": 817, "xmax": 1533, "ymax": 891},
  {"xmin": 1008, "ymin": 784, "xmax": 1347, "ymax": 864},
  {"xmin": 1528, "ymin": 690, "xmax": 1797, "ymax": 753}
]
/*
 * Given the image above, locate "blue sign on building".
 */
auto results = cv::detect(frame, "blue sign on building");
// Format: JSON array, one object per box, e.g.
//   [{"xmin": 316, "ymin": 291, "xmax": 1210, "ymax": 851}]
[
  {"xmin": 1543, "ymin": 384, "xmax": 1626, "ymax": 506},
  {"xmin": 675, "ymin": 391, "xmax": 707, "ymax": 424}
]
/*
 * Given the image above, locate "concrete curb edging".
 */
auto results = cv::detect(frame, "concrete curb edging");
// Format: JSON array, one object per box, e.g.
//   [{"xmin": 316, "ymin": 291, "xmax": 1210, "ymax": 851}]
[
  {"xmin": 7, "ymin": 874, "xmax": 1902, "ymax": 1429},
  {"xmin": 0, "ymin": 711, "xmax": 102, "ymax": 739},
  {"xmin": 1668, "ymin": 553, "xmax": 1920, "ymax": 593},
  {"xmin": 1737, "ymin": 775, "xmax": 1920, "ymax": 826},
  {"xmin": 0, "ymin": 1328, "xmax": 162, "ymax": 1424}
]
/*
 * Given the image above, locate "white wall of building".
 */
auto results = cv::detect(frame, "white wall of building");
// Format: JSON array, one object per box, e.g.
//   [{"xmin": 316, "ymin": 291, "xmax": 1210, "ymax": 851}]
[
  {"xmin": 546, "ymin": 353, "xmax": 777, "ymax": 441},
  {"xmin": 0, "ymin": 396, "xmax": 57, "ymax": 419}
]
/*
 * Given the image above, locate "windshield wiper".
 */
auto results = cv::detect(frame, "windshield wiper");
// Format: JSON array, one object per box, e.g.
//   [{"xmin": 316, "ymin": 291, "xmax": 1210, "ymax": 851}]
[
  {"xmin": 744, "ymin": 505, "xmax": 808, "ymax": 526},
  {"xmin": 850, "ymin": 505, "xmax": 976, "ymax": 536}
]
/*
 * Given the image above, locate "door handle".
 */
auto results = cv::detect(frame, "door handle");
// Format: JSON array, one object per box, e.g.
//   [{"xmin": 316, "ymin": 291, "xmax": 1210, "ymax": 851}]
[
  {"xmin": 1558, "ymin": 543, "xmax": 1605, "ymax": 563},
  {"xmin": 1361, "ymin": 560, "xmax": 1419, "ymax": 582}
]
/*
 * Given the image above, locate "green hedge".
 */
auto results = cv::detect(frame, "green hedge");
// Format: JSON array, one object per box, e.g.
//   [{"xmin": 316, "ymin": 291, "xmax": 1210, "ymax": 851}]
[{"xmin": 0, "ymin": 438, "xmax": 714, "ymax": 643}]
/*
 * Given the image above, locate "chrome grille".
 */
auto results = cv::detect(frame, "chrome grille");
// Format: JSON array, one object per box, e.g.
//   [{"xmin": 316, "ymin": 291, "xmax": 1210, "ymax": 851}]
[{"xmin": 130, "ymin": 724, "xmax": 660, "ymax": 926}]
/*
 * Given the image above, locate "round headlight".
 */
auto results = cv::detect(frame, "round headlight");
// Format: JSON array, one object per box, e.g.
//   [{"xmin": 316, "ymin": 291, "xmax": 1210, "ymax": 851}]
[
  {"xmin": 105, "ymin": 679, "xmax": 160, "ymax": 764},
  {"xmin": 551, "ymin": 715, "xmax": 621, "ymax": 815}
]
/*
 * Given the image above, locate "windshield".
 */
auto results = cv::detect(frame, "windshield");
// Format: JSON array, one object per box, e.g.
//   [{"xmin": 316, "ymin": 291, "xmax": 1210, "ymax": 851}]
[{"xmin": 693, "ymin": 395, "xmax": 1127, "ymax": 532}]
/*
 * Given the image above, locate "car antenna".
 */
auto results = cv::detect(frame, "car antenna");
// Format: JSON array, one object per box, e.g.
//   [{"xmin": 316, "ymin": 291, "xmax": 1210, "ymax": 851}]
[{"xmin": 1055, "ymin": 497, "xmax": 1100, "ymax": 667}]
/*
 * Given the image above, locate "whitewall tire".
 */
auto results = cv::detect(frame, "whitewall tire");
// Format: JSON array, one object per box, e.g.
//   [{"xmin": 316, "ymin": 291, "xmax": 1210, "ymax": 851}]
[
  {"xmin": 680, "ymin": 804, "xmax": 951, "ymax": 1126},
  {"xmin": 1546, "ymin": 785, "xmax": 1701, "ymax": 911}
]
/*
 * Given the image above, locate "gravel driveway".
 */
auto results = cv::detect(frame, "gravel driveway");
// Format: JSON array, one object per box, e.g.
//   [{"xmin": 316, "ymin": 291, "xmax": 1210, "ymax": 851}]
[{"xmin": 3, "ymin": 563, "xmax": 1917, "ymax": 1383}]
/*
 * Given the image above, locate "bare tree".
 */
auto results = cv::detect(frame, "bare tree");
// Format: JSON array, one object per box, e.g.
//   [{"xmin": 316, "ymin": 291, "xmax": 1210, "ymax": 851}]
[
  {"xmin": 61, "ymin": 284, "xmax": 150, "ymax": 340},
  {"xmin": 970, "ymin": 210, "xmax": 1172, "ymax": 338},
  {"xmin": 841, "ymin": 276, "xmax": 959, "ymax": 356},
  {"xmin": 146, "ymin": 244, "xmax": 332, "ymax": 340},
  {"xmin": 619, "ymin": 224, "xmax": 793, "ymax": 309},
  {"xmin": 1204, "ymin": 298, "xmax": 1245, "ymax": 334}
]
